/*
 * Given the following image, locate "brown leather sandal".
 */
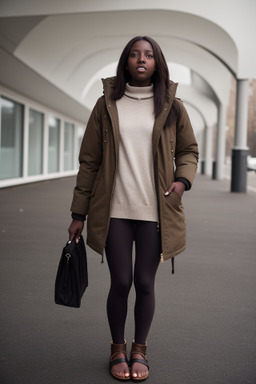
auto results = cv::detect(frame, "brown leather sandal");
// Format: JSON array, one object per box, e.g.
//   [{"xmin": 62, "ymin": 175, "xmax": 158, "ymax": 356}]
[
  {"xmin": 109, "ymin": 340, "xmax": 130, "ymax": 381},
  {"xmin": 130, "ymin": 341, "xmax": 149, "ymax": 381}
]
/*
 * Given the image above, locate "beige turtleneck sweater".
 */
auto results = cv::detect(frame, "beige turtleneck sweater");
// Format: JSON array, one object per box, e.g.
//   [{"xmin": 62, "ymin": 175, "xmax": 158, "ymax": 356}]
[{"xmin": 110, "ymin": 83, "xmax": 158, "ymax": 222}]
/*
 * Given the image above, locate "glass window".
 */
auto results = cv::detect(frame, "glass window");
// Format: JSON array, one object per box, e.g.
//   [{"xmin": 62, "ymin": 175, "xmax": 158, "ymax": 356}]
[
  {"xmin": 0, "ymin": 96, "xmax": 24, "ymax": 180},
  {"xmin": 48, "ymin": 115, "xmax": 60, "ymax": 173},
  {"xmin": 64, "ymin": 122, "xmax": 74, "ymax": 171},
  {"xmin": 28, "ymin": 109, "xmax": 44, "ymax": 176},
  {"xmin": 76, "ymin": 126, "xmax": 85, "ymax": 166}
]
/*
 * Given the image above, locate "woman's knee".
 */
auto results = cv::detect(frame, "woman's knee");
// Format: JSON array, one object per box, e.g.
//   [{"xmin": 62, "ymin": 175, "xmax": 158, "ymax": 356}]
[
  {"xmin": 111, "ymin": 276, "xmax": 132, "ymax": 296},
  {"xmin": 134, "ymin": 277, "xmax": 153, "ymax": 296}
]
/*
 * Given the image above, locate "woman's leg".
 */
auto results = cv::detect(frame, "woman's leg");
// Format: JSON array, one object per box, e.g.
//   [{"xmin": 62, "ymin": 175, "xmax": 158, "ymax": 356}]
[
  {"xmin": 131, "ymin": 221, "xmax": 161, "ymax": 379},
  {"xmin": 105, "ymin": 218, "xmax": 134, "ymax": 379},
  {"xmin": 105, "ymin": 218, "xmax": 133, "ymax": 344},
  {"xmin": 134, "ymin": 221, "xmax": 161, "ymax": 344}
]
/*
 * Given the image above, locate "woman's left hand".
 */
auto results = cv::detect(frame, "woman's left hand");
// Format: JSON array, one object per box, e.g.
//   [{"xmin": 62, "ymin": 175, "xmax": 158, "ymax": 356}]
[{"xmin": 164, "ymin": 181, "xmax": 185, "ymax": 198}]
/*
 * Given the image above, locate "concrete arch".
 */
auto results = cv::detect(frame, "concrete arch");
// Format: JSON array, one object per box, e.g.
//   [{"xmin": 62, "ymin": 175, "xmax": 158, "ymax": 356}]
[
  {"xmin": 2, "ymin": 0, "xmax": 256, "ymax": 76},
  {"xmin": 13, "ymin": 10, "xmax": 237, "ymax": 99}
]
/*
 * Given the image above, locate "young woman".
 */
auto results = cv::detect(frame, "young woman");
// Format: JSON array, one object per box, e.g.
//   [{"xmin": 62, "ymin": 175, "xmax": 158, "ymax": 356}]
[{"xmin": 68, "ymin": 36, "xmax": 198, "ymax": 381}]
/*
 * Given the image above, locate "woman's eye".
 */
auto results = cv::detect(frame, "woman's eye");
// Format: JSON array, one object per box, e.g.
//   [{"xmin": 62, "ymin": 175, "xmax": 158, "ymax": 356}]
[{"xmin": 130, "ymin": 53, "xmax": 153, "ymax": 59}]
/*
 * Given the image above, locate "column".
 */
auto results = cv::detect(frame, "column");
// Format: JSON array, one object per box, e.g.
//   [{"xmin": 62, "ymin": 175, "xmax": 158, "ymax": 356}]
[
  {"xmin": 205, "ymin": 124, "xmax": 213, "ymax": 176},
  {"xmin": 200, "ymin": 126, "xmax": 206, "ymax": 174},
  {"xmin": 231, "ymin": 79, "xmax": 249, "ymax": 192},
  {"xmin": 214, "ymin": 104, "xmax": 227, "ymax": 180}
]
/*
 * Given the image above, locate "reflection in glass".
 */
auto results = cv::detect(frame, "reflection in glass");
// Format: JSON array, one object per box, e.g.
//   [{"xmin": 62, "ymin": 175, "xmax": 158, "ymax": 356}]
[
  {"xmin": 48, "ymin": 115, "xmax": 60, "ymax": 173},
  {"xmin": 28, "ymin": 109, "xmax": 44, "ymax": 176},
  {"xmin": 64, "ymin": 122, "xmax": 74, "ymax": 171},
  {"xmin": 0, "ymin": 96, "xmax": 24, "ymax": 180}
]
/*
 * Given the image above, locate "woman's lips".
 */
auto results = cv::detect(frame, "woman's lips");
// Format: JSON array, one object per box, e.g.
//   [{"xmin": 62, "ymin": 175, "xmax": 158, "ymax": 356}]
[{"xmin": 136, "ymin": 66, "xmax": 146, "ymax": 72}]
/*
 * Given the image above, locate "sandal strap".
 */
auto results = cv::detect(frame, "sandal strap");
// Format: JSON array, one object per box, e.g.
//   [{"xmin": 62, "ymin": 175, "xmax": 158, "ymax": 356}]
[
  {"xmin": 110, "ymin": 357, "xmax": 129, "ymax": 368},
  {"xmin": 130, "ymin": 358, "xmax": 149, "ymax": 370},
  {"xmin": 110, "ymin": 340, "xmax": 127, "ymax": 355},
  {"xmin": 130, "ymin": 341, "xmax": 147, "ymax": 359},
  {"xmin": 110, "ymin": 340, "xmax": 128, "ymax": 366},
  {"xmin": 130, "ymin": 341, "xmax": 149, "ymax": 370}
]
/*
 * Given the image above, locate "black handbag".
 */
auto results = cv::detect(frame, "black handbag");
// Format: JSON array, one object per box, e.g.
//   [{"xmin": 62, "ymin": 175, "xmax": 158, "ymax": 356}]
[{"xmin": 54, "ymin": 235, "xmax": 88, "ymax": 308}]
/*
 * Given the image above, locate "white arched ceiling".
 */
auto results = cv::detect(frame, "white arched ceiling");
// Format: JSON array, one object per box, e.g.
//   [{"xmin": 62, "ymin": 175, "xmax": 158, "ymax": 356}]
[
  {"xmin": 13, "ymin": 11, "xmax": 233, "ymax": 113},
  {"xmin": 1, "ymin": 0, "xmax": 256, "ymax": 77},
  {"xmin": 0, "ymin": 0, "xmax": 256, "ymax": 78},
  {"xmin": 14, "ymin": 10, "xmax": 238, "ymax": 75}
]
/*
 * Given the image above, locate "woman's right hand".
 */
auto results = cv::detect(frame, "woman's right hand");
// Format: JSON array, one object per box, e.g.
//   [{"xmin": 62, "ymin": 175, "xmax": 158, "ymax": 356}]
[{"xmin": 68, "ymin": 220, "xmax": 84, "ymax": 243}]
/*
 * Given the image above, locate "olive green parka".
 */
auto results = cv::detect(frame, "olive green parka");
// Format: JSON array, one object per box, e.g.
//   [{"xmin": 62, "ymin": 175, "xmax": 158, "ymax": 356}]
[{"xmin": 71, "ymin": 76, "xmax": 199, "ymax": 262}]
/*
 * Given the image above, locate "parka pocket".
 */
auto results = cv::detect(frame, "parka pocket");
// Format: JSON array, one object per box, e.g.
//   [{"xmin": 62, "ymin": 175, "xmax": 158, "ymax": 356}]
[
  {"xmin": 165, "ymin": 192, "xmax": 182, "ymax": 210},
  {"xmin": 164, "ymin": 191, "xmax": 185, "ymax": 232},
  {"xmin": 160, "ymin": 191, "xmax": 186, "ymax": 258}
]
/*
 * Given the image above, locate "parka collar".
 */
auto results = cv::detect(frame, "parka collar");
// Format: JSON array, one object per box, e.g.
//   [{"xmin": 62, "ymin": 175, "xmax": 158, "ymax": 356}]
[
  {"xmin": 101, "ymin": 76, "xmax": 178, "ymax": 103},
  {"xmin": 101, "ymin": 76, "xmax": 117, "ymax": 102},
  {"xmin": 167, "ymin": 80, "xmax": 178, "ymax": 104}
]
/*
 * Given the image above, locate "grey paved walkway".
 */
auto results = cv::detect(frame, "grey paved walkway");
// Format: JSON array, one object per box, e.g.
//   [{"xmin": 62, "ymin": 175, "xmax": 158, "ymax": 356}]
[{"xmin": 0, "ymin": 174, "xmax": 256, "ymax": 384}]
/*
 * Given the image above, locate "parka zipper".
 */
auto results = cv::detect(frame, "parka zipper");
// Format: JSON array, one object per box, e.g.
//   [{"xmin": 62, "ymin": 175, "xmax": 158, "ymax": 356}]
[
  {"xmin": 103, "ymin": 99, "xmax": 119, "ymax": 262},
  {"xmin": 153, "ymin": 102, "xmax": 175, "ymax": 273},
  {"xmin": 154, "ymin": 145, "xmax": 166, "ymax": 266}
]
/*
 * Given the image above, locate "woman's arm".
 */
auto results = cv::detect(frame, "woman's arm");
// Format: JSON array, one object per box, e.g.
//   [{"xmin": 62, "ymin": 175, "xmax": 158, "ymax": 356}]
[{"xmin": 70, "ymin": 97, "xmax": 105, "ymax": 216}]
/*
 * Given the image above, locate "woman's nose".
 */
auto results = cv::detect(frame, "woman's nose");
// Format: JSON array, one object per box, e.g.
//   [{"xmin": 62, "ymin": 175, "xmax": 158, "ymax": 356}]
[{"xmin": 138, "ymin": 55, "xmax": 145, "ymax": 63}]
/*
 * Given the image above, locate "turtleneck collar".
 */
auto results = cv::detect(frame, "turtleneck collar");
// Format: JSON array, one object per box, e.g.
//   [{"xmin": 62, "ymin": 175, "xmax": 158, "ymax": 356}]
[{"xmin": 124, "ymin": 83, "xmax": 154, "ymax": 100}]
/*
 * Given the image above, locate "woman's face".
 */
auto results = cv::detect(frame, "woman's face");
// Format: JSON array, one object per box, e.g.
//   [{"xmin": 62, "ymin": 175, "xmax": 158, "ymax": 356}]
[{"xmin": 127, "ymin": 40, "xmax": 156, "ymax": 87}]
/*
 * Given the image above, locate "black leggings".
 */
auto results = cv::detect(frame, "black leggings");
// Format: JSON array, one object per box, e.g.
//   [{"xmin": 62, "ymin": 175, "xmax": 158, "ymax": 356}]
[{"xmin": 105, "ymin": 218, "xmax": 161, "ymax": 345}]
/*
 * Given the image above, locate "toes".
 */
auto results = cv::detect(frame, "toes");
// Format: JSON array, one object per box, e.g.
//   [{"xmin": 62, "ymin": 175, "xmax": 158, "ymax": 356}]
[
  {"xmin": 131, "ymin": 365, "xmax": 149, "ymax": 380},
  {"xmin": 112, "ymin": 366, "xmax": 130, "ymax": 379},
  {"xmin": 132, "ymin": 371, "xmax": 147, "ymax": 379}
]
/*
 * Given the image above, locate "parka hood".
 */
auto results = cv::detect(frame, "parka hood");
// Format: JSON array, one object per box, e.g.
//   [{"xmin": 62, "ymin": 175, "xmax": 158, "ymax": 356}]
[{"xmin": 101, "ymin": 76, "xmax": 116, "ymax": 99}]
